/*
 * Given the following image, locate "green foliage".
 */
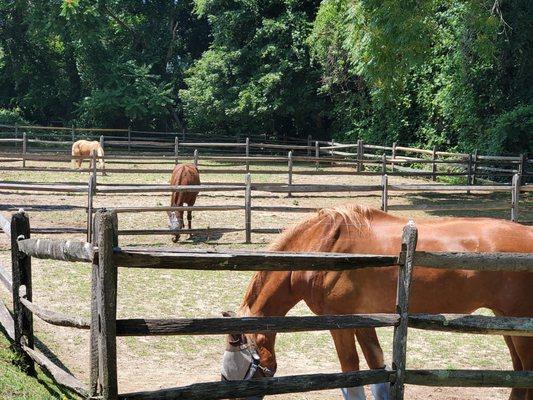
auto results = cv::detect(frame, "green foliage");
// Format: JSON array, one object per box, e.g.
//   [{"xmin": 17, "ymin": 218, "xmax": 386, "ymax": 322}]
[
  {"xmin": 181, "ymin": 0, "xmax": 326, "ymax": 137},
  {"xmin": 486, "ymin": 105, "xmax": 533, "ymax": 155},
  {"xmin": 0, "ymin": 108, "xmax": 29, "ymax": 125}
]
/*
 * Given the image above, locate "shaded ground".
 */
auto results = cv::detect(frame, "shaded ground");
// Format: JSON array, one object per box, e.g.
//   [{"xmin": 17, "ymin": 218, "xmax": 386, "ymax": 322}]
[{"xmin": 0, "ymin": 158, "xmax": 530, "ymax": 399}]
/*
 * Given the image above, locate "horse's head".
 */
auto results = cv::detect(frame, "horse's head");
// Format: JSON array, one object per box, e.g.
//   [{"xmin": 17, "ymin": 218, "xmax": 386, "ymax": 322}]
[
  {"xmin": 220, "ymin": 311, "xmax": 277, "ymax": 400},
  {"xmin": 168, "ymin": 211, "xmax": 183, "ymax": 242}
]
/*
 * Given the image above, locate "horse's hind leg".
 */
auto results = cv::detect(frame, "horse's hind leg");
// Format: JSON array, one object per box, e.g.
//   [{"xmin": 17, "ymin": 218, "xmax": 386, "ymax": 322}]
[
  {"xmin": 187, "ymin": 210, "xmax": 192, "ymax": 230},
  {"xmin": 502, "ymin": 336, "xmax": 526, "ymax": 400},
  {"xmin": 331, "ymin": 329, "xmax": 366, "ymax": 399},
  {"xmin": 356, "ymin": 328, "xmax": 389, "ymax": 400},
  {"xmin": 511, "ymin": 336, "xmax": 533, "ymax": 400}
]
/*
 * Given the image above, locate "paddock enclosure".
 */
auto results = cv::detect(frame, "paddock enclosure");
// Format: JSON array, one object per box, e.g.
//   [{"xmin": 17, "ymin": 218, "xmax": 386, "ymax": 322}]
[{"xmin": 0, "ymin": 123, "xmax": 532, "ymax": 399}]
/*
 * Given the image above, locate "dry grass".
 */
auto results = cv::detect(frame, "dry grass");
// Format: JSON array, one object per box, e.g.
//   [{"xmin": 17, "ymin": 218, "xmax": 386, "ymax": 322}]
[{"xmin": 0, "ymin": 158, "xmax": 530, "ymax": 399}]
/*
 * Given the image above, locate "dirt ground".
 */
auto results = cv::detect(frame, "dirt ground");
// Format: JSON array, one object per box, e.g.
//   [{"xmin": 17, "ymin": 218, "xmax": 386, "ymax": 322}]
[{"xmin": 0, "ymin": 158, "xmax": 529, "ymax": 399}]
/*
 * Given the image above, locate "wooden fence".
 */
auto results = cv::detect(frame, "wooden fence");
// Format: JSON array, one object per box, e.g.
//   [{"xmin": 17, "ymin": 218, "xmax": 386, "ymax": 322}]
[
  {"xmin": 1, "ymin": 172, "xmax": 531, "ymax": 243},
  {"xmin": 0, "ymin": 123, "xmax": 530, "ymax": 184},
  {"xmin": 0, "ymin": 209, "xmax": 532, "ymax": 399}
]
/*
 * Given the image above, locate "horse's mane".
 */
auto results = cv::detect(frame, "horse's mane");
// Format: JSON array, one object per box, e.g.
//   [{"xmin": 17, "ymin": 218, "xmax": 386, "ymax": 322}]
[
  {"xmin": 268, "ymin": 203, "xmax": 377, "ymax": 251},
  {"xmin": 239, "ymin": 204, "xmax": 380, "ymax": 313}
]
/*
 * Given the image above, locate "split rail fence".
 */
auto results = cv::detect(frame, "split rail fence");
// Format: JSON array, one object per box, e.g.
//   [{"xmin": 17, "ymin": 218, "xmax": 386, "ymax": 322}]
[
  {"xmin": 0, "ymin": 209, "xmax": 532, "ymax": 399},
  {"xmin": 0, "ymin": 172, "xmax": 531, "ymax": 244},
  {"xmin": 0, "ymin": 124, "xmax": 530, "ymax": 184}
]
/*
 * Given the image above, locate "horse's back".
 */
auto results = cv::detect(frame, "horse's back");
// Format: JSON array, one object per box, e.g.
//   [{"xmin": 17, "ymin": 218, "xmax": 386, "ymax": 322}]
[{"xmin": 170, "ymin": 164, "xmax": 200, "ymax": 205}]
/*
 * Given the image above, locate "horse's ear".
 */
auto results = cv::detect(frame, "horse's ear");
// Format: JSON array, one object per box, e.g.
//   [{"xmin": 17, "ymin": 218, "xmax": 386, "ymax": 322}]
[{"xmin": 222, "ymin": 311, "xmax": 236, "ymax": 317}]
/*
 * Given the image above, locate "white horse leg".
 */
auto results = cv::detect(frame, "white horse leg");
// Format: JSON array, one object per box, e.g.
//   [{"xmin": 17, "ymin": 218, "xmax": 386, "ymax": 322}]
[
  {"xmin": 341, "ymin": 386, "xmax": 366, "ymax": 400},
  {"xmin": 370, "ymin": 382, "xmax": 389, "ymax": 400}
]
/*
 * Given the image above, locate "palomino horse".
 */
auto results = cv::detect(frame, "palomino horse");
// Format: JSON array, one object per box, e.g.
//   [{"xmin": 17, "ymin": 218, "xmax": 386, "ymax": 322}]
[
  {"xmin": 221, "ymin": 204, "xmax": 533, "ymax": 400},
  {"xmin": 168, "ymin": 164, "xmax": 200, "ymax": 242},
  {"xmin": 71, "ymin": 140, "xmax": 106, "ymax": 175}
]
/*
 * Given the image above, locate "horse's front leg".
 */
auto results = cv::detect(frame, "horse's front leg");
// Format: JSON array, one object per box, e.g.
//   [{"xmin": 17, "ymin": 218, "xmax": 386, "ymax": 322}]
[
  {"xmin": 331, "ymin": 329, "xmax": 367, "ymax": 400},
  {"xmin": 355, "ymin": 328, "xmax": 389, "ymax": 400},
  {"xmin": 187, "ymin": 210, "xmax": 192, "ymax": 230}
]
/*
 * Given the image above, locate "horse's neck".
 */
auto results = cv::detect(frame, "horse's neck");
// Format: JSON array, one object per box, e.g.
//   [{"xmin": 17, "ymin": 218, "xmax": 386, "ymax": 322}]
[{"xmin": 240, "ymin": 271, "xmax": 300, "ymax": 318}]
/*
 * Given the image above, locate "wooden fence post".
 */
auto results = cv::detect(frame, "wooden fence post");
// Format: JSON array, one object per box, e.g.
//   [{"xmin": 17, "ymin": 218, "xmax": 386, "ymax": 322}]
[
  {"xmin": 245, "ymin": 137, "xmax": 250, "ymax": 173},
  {"xmin": 315, "ymin": 141, "xmax": 319, "ymax": 171},
  {"xmin": 356, "ymin": 139, "xmax": 362, "ymax": 172},
  {"xmin": 99, "ymin": 135, "xmax": 105, "ymax": 176},
  {"xmin": 431, "ymin": 147, "xmax": 437, "ymax": 182},
  {"xmin": 381, "ymin": 174, "xmax": 388, "ymax": 212},
  {"xmin": 10, "ymin": 210, "xmax": 35, "ymax": 376},
  {"xmin": 174, "ymin": 137, "xmax": 179, "ymax": 165},
  {"xmin": 193, "ymin": 149, "xmax": 199, "ymax": 166},
  {"xmin": 307, "ymin": 135, "xmax": 312, "ymax": 156},
  {"xmin": 14, "ymin": 124, "xmax": 19, "ymax": 140},
  {"xmin": 87, "ymin": 174, "xmax": 96, "ymax": 242},
  {"xmin": 22, "ymin": 132, "xmax": 27, "ymax": 168},
  {"xmin": 91, "ymin": 150, "xmax": 97, "ymax": 186},
  {"xmin": 71, "ymin": 126, "xmax": 75, "ymax": 142},
  {"xmin": 471, "ymin": 149, "xmax": 478, "ymax": 185},
  {"xmin": 518, "ymin": 154, "xmax": 526, "ymax": 186},
  {"xmin": 245, "ymin": 174, "xmax": 252, "ymax": 244},
  {"xmin": 287, "ymin": 151, "xmax": 293, "ymax": 198},
  {"xmin": 391, "ymin": 142, "xmax": 397, "ymax": 172},
  {"xmin": 466, "ymin": 154, "xmax": 473, "ymax": 195},
  {"xmin": 511, "ymin": 173, "xmax": 520, "ymax": 222},
  {"xmin": 127, "ymin": 127, "xmax": 131, "ymax": 153},
  {"xmin": 390, "ymin": 221, "xmax": 418, "ymax": 400},
  {"xmin": 381, "ymin": 153, "xmax": 387, "ymax": 175},
  {"xmin": 92, "ymin": 210, "xmax": 118, "ymax": 399}
]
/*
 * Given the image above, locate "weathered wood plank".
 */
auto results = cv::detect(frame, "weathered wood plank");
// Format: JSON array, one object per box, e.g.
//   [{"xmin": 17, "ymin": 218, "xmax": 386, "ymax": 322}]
[
  {"xmin": 96, "ymin": 210, "xmax": 118, "ymax": 399},
  {"xmin": 0, "ymin": 265, "xmax": 12, "ymax": 293},
  {"xmin": 116, "ymin": 314, "xmax": 399, "ymax": 336},
  {"xmin": 245, "ymin": 173, "xmax": 252, "ymax": 243},
  {"xmin": 22, "ymin": 345, "xmax": 89, "ymax": 397},
  {"xmin": 97, "ymin": 184, "xmax": 245, "ymax": 193},
  {"xmin": 117, "ymin": 369, "xmax": 392, "ymax": 400},
  {"xmin": 390, "ymin": 221, "xmax": 418, "ymax": 400},
  {"xmin": 11, "ymin": 211, "xmax": 35, "ymax": 375},
  {"xmin": 17, "ymin": 238, "xmax": 93, "ymax": 263},
  {"xmin": 102, "ymin": 205, "xmax": 245, "ymax": 213},
  {"xmin": 405, "ymin": 369, "xmax": 533, "ymax": 388},
  {"xmin": 0, "ymin": 300, "xmax": 14, "ymax": 339},
  {"xmin": 413, "ymin": 251, "xmax": 533, "ymax": 272},
  {"xmin": 0, "ymin": 182, "xmax": 88, "ymax": 192},
  {"xmin": 0, "ymin": 213, "xmax": 10, "ymax": 237},
  {"xmin": 118, "ymin": 227, "xmax": 243, "ymax": 236},
  {"xmin": 409, "ymin": 314, "xmax": 533, "ymax": 336},
  {"xmin": 19, "ymin": 291, "xmax": 90, "ymax": 329},
  {"xmin": 112, "ymin": 249, "xmax": 398, "ymax": 270}
]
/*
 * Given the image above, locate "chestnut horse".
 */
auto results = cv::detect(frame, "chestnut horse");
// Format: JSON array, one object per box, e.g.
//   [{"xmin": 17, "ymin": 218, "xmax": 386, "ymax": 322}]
[
  {"xmin": 71, "ymin": 140, "xmax": 106, "ymax": 175},
  {"xmin": 168, "ymin": 164, "xmax": 200, "ymax": 242},
  {"xmin": 221, "ymin": 204, "xmax": 533, "ymax": 400}
]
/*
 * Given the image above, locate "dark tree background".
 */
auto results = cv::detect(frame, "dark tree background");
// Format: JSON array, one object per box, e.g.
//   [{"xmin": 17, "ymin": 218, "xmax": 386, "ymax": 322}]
[{"xmin": 0, "ymin": 0, "xmax": 531, "ymax": 154}]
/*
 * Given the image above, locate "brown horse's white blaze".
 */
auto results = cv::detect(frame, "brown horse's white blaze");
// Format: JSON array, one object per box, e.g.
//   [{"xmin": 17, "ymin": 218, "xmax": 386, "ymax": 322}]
[
  {"xmin": 221, "ymin": 205, "xmax": 533, "ymax": 400},
  {"xmin": 169, "ymin": 164, "xmax": 200, "ymax": 242},
  {"xmin": 71, "ymin": 140, "xmax": 106, "ymax": 175}
]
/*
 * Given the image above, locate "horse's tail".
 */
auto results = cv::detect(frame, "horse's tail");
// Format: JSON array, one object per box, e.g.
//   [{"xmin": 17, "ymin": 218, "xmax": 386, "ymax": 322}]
[{"xmin": 97, "ymin": 145, "xmax": 106, "ymax": 175}]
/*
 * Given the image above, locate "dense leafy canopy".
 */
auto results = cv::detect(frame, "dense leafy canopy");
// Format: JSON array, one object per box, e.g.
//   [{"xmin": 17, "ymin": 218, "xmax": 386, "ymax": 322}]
[{"xmin": 0, "ymin": 0, "xmax": 530, "ymax": 154}]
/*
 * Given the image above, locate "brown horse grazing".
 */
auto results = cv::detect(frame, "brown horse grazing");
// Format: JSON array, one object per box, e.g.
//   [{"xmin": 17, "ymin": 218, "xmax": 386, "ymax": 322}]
[
  {"xmin": 221, "ymin": 204, "xmax": 533, "ymax": 400},
  {"xmin": 71, "ymin": 140, "xmax": 106, "ymax": 175},
  {"xmin": 168, "ymin": 164, "xmax": 200, "ymax": 242}
]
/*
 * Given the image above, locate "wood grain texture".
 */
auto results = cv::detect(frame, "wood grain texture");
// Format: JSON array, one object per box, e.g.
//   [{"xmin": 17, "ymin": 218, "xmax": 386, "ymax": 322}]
[
  {"xmin": 112, "ymin": 249, "xmax": 398, "ymax": 270},
  {"xmin": 118, "ymin": 369, "xmax": 392, "ymax": 400},
  {"xmin": 413, "ymin": 251, "xmax": 533, "ymax": 272},
  {"xmin": 17, "ymin": 238, "xmax": 93, "ymax": 262},
  {"xmin": 116, "ymin": 314, "xmax": 399, "ymax": 336},
  {"xmin": 391, "ymin": 221, "xmax": 418, "ymax": 400},
  {"xmin": 409, "ymin": 314, "xmax": 533, "ymax": 336},
  {"xmin": 405, "ymin": 370, "xmax": 533, "ymax": 388}
]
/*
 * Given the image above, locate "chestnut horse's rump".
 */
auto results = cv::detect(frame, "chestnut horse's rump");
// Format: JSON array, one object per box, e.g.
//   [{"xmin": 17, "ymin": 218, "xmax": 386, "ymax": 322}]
[{"xmin": 168, "ymin": 164, "xmax": 200, "ymax": 242}]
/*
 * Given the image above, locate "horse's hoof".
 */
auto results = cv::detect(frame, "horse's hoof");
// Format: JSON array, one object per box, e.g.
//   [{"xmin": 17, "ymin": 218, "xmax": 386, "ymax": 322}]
[{"xmin": 172, "ymin": 236, "xmax": 179, "ymax": 243}]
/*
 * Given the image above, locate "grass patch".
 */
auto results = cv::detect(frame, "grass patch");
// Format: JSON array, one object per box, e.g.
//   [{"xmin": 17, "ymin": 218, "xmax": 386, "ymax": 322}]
[{"xmin": 0, "ymin": 330, "xmax": 79, "ymax": 400}]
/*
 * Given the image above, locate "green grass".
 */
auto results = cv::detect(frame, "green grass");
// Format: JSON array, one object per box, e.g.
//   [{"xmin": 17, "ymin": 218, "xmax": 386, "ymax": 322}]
[{"xmin": 0, "ymin": 331, "xmax": 78, "ymax": 400}]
